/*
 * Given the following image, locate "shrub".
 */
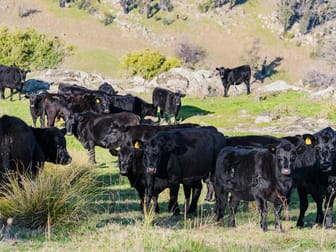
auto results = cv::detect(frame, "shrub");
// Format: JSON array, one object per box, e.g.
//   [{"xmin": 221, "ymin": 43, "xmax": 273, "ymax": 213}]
[
  {"xmin": 0, "ymin": 165, "xmax": 98, "ymax": 229},
  {"xmin": 0, "ymin": 26, "xmax": 72, "ymax": 70},
  {"xmin": 120, "ymin": 49, "xmax": 181, "ymax": 80},
  {"xmin": 175, "ymin": 42, "xmax": 206, "ymax": 67}
]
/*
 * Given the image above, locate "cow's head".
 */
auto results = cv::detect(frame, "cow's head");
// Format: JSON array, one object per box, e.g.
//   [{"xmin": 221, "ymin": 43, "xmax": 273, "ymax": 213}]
[
  {"xmin": 215, "ymin": 67, "xmax": 227, "ymax": 80},
  {"xmin": 38, "ymin": 127, "xmax": 72, "ymax": 165},
  {"xmin": 87, "ymin": 94, "xmax": 110, "ymax": 114},
  {"xmin": 118, "ymin": 142, "xmax": 143, "ymax": 175},
  {"xmin": 283, "ymin": 134, "xmax": 316, "ymax": 169},
  {"xmin": 268, "ymin": 141, "xmax": 297, "ymax": 176},
  {"xmin": 143, "ymin": 133, "xmax": 174, "ymax": 175},
  {"xmin": 313, "ymin": 127, "xmax": 336, "ymax": 172}
]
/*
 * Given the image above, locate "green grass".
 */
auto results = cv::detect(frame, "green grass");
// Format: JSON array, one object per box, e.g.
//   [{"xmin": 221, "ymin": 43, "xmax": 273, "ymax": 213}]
[{"xmin": 1, "ymin": 90, "xmax": 336, "ymax": 251}]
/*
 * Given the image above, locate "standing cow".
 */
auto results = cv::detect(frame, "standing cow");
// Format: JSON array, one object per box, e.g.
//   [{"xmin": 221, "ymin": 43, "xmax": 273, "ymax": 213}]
[
  {"xmin": 66, "ymin": 111, "xmax": 140, "ymax": 164},
  {"xmin": 214, "ymin": 140, "xmax": 297, "ymax": 232},
  {"xmin": 0, "ymin": 115, "xmax": 71, "ymax": 184},
  {"xmin": 216, "ymin": 65, "xmax": 251, "ymax": 97},
  {"xmin": 0, "ymin": 65, "xmax": 30, "ymax": 101},
  {"xmin": 152, "ymin": 87, "xmax": 185, "ymax": 125},
  {"xmin": 143, "ymin": 126, "xmax": 226, "ymax": 214}
]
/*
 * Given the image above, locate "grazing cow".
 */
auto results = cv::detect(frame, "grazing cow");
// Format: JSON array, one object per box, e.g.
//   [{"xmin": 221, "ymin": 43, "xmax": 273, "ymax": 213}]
[
  {"xmin": 0, "ymin": 65, "xmax": 30, "ymax": 101},
  {"xmin": 22, "ymin": 79, "xmax": 50, "ymax": 96},
  {"xmin": 66, "ymin": 111, "xmax": 140, "ymax": 164},
  {"xmin": 0, "ymin": 115, "xmax": 71, "ymax": 184},
  {"xmin": 29, "ymin": 92, "xmax": 47, "ymax": 127},
  {"xmin": 117, "ymin": 123, "xmax": 200, "ymax": 214},
  {"xmin": 143, "ymin": 126, "xmax": 227, "ymax": 214},
  {"xmin": 152, "ymin": 87, "xmax": 185, "ymax": 125},
  {"xmin": 214, "ymin": 140, "xmax": 297, "ymax": 232},
  {"xmin": 215, "ymin": 65, "xmax": 251, "ymax": 97},
  {"xmin": 108, "ymin": 95, "xmax": 157, "ymax": 120},
  {"xmin": 98, "ymin": 82, "xmax": 117, "ymax": 95},
  {"xmin": 294, "ymin": 127, "xmax": 336, "ymax": 228}
]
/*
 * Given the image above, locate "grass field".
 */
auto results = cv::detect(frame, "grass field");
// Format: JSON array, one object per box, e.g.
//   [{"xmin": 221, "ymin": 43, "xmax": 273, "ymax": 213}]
[{"xmin": 1, "ymin": 91, "xmax": 336, "ymax": 251}]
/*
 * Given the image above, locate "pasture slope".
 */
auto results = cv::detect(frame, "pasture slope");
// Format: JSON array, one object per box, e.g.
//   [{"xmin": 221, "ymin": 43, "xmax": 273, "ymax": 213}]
[{"xmin": 1, "ymin": 1, "xmax": 336, "ymax": 251}]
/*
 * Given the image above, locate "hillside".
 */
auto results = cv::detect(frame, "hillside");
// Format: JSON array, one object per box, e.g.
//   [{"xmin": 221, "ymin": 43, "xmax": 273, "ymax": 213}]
[{"xmin": 0, "ymin": 0, "xmax": 330, "ymax": 82}]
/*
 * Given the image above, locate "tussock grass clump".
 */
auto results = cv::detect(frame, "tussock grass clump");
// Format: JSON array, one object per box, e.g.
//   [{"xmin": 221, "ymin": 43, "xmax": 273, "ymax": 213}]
[{"xmin": 0, "ymin": 165, "xmax": 98, "ymax": 229}]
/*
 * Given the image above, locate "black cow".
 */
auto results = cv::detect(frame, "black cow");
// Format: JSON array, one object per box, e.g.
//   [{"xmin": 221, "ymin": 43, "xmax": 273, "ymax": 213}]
[
  {"xmin": 0, "ymin": 115, "xmax": 71, "ymax": 184},
  {"xmin": 152, "ymin": 87, "xmax": 185, "ymax": 125},
  {"xmin": 143, "ymin": 126, "xmax": 227, "ymax": 214},
  {"xmin": 42, "ymin": 92, "xmax": 110, "ymax": 127},
  {"xmin": 57, "ymin": 83, "xmax": 90, "ymax": 95},
  {"xmin": 98, "ymin": 82, "xmax": 118, "ymax": 95},
  {"xmin": 216, "ymin": 65, "xmax": 251, "ymax": 97},
  {"xmin": 214, "ymin": 141, "xmax": 297, "ymax": 232},
  {"xmin": 22, "ymin": 79, "xmax": 50, "ymax": 96},
  {"xmin": 0, "ymin": 65, "xmax": 29, "ymax": 101},
  {"xmin": 294, "ymin": 127, "xmax": 336, "ymax": 228},
  {"xmin": 118, "ymin": 123, "xmax": 200, "ymax": 214},
  {"xmin": 66, "ymin": 111, "xmax": 140, "ymax": 164},
  {"xmin": 41, "ymin": 93, "xmax": 72, "ymax": 127},
  {"xmin": 29, "ymin": 92, "xmax": 47, "ymax": 127},
  {"xmin": 108, "ymin": 95, "xmax": 157, "ymax": 120}
]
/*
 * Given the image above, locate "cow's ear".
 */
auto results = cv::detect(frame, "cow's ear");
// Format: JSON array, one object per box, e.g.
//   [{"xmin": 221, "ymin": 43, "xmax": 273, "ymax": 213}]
[
  {"xmin": 179, "ymin": 93, "xmax": 186, "ymax": 98},
  {"xmin": 216, "ymin": 67, "xmax": 220, "ymax": 71},
  {"xmin": 303, "ymin": 134, "xmax": 315, "ymax": 146},
  {"xmin": 59, "ymin": 128, "xmax": 67, "ymax": 136},
  {"xmin": 267, "ymin": 144, "xmax": 276, "ymax": 153}
]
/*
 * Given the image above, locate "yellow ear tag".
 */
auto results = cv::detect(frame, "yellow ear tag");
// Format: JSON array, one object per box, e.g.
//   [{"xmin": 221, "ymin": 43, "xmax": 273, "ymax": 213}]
[
  {"xmin": 305, "ymin": 138, "xmax": 312, "ymax": 145},
  {"xmin": 134, "ymin": 141, "xmax": 140, "ymax": 149},
  {"xmin": 96, "ymin": 99, "xmax": 100, "ymax": 104}
]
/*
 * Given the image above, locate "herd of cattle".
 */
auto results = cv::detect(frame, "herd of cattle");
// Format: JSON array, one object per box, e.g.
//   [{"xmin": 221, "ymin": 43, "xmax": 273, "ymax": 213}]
[{"xmin": 1, "ymin": 64, "xmax": 336, "ymax": 232}]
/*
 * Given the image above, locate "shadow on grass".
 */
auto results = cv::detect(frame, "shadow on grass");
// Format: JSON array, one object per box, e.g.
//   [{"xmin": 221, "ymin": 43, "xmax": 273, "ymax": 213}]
[{"xmin": 178, "ymin": 105, "xmax": 213, "ymax": 121}]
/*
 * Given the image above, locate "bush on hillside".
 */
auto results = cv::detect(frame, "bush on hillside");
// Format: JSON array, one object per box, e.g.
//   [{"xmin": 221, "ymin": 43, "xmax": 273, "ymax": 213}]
[
  {"xmin": 0, "ymin": 27, "xmax": 73, "ymax": 70},
  {"xmin": 0, "ymin": 165, "xmax": 98, "ymax": 229},
  {"xmin": 175, "ymin": 42, "xmax": 206, "ymax": 68},
  {"xmin": 120, "ymin": 49, "xmax": 181, "ymax": 80}
]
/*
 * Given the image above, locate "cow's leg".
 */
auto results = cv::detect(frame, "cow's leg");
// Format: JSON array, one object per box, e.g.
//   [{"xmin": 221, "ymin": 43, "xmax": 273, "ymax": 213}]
[
  {"xmin": 245, "ymin": 80, "xmax": 251, "ymax": 95},
  {"xmin": 204, "ymin": 177, "xmax": 215, "ymax": 202},
  {"xmin": 137, "ymin": 188, "xmax": 145, "ymax": 213},
  {"xmin": 183, "ymin": 184, "xmax": 191, "ymax": 214},
  {"xmin": 32, "ymin": 115, "xmax": 37, "ymax": 127},
  {"xmin": 324, "ymin": 190, "xmax": 336, "ymax": 228},
  {"xmin": 223, "ymin": 85, "xmax": 230, "ymax": 97},
  {"xmin": 168, "ymin": 184, "xmax": 180, "ymax": 215},
  {"xmin": 188, "ymin": 181, "xmax": 202, "ymax": 214},
  {"xmin": 40, "ymin": 115, "xmax": 45, "ymax": 128},
  {"xmin": 273, "ymin": 202, "xmax": 283, "ymax": 232},
  {"xmin": 296, "ymin": 186, "xmax": 308, "ymax": 228},
  {"xmin": 215, "ymin": 185, "xmax": 227, "ymax": 223},
  {"xmin": 88, "ymin": 142, "xmax": 96, "ymax": 164},
  {"xmin": 0, "ymin": 87, "xmax": 5, "ymax": 99},
  {"xmin": 9, "ymin": 88, "xmax": 14, "ymax": 101},
  {"xmin": 144, "ymin": 174, "xmax": 155, "ymax": 214},
  {"xmin": 255, "ymin": 197, "xmax": 268, "ymax": 231},
  {"xmin": 228, "ymin": 195, "xmax": 240, "ymax": 227},
  {"xmin": 312, "ymin": 193, "xmax": 324, "ymax": 225}
]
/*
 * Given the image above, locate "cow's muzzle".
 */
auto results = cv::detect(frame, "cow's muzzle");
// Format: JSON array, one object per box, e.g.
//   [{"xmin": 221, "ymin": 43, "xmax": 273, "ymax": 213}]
[
  {"xmin": 281, "ymin": 168, "xmax": 291, "ymax": 176},
  {"xmin": 147, "ymin": 167, "xmax": 157, "ymax": 175}
]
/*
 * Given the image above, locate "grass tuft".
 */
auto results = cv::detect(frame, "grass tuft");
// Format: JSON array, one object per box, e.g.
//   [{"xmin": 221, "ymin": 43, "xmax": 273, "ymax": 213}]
[{"xmin": 0, "ymin": 165, "xmax": 98, "ymax": 230}]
